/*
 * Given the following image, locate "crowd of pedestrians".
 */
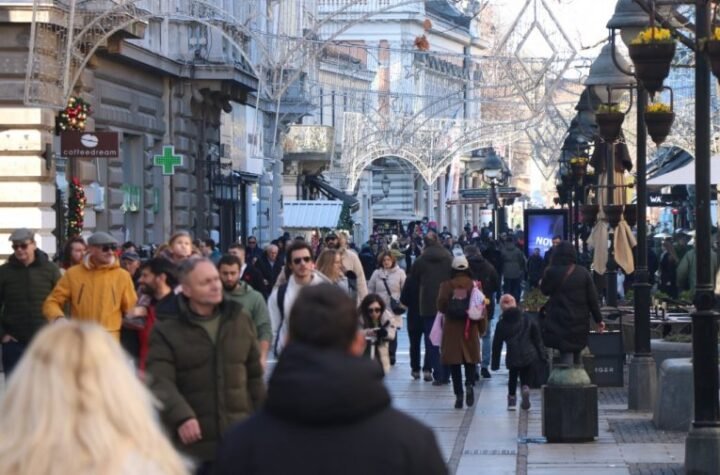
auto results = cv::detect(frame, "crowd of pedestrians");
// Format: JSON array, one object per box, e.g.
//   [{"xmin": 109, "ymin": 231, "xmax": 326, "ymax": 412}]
[{"xmin": 0, "ymin": 220, "xmax": 621, "ymax": 474}]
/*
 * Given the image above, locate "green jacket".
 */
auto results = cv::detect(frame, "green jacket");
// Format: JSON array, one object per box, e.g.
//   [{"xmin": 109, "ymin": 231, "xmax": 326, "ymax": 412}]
[
  {"xmin": 677, "ymin": 248, "xmax": 719, "ymax": 293},
  {"xmin": 0, "ymin": 250, "xmax": 61, "ymax": 343},
  {"xmin": 146, "ymin": 296, "xmax": 266, "ymax": 462},
  {"xmin": 224, "ymin": 281, "xmax": 272, "ymax": 343}
]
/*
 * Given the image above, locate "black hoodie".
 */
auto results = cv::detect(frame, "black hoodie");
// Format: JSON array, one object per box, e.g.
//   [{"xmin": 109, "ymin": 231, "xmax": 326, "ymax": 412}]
[{"xmin": 216, "ymin": 343, "xmax": 447, "ymax": 475}]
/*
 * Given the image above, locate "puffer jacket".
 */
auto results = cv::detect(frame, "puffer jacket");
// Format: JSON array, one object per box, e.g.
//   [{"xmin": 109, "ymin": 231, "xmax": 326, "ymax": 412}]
[
  {"xmin": 340, "ymin": 247, "xmax": 368, "ymax": 303},
  {"xmin": 500, "ymin": 243, "xmax": 526, "ymax": 280},
  {"xmin": 146, "ymin": 295, "xmax": 266, "ymax": 463},
  {"xmin": 410, "ymin": 243, "xmax": 452, "ymax": 316},
  {"xmin": 368, "ymin": 265, "xmax": 406, "ymax": 328},
  {"xmin": 491, "ymin": 308, "xmax": 544, "ymax": 370},
  {"xmin": 42, "ymin": 255, "xmax": 137, "ymax": 340},
  {"xmin": 0, "ymin": 250, "xmax": 61, "ymax": 343}
]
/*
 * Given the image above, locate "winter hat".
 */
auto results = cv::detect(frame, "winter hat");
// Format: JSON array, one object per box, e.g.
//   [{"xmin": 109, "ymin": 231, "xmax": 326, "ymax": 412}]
[{"xmin": 451, "ymin": 255, "xmax": 469, "ymax": 271}]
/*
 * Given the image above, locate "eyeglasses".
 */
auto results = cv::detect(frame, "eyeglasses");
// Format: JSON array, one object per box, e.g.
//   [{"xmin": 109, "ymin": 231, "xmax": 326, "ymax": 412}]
[
  {"xmin": 368, "ymin": 307, "xmax": 382, "ymax": 314},
  {"xmin": 11, "ymin": 242, "xmax": 30, "ymax": 251},
  {"xmin": 101, "ymin": 245, "xmax": 117, "ymax": 252},
  {"xmin": 292, "ymin": 256, "xmax": 312, "ymax": 265}
]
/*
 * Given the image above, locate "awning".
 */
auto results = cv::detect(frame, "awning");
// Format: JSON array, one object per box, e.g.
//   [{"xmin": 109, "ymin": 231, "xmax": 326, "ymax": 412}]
[
  {"xmin": 305, "ymin": 175, "xmax": 359, "ymax": 212},
  {"xmin": 647, "ymin": 155, "xmax": 720, "ymax": 185},
  {"xmin": 283, "ymin": 200, "xmax": 343, "ymax": 229}
]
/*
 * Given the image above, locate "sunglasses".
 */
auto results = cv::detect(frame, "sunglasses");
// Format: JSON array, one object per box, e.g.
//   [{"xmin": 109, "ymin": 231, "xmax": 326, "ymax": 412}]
[
  {"xmin": 368, "ymin": 307, "xmax": 382, "ymax": 314},
  {"xmin": 12, "ymin": 242, "xmax": 30, "ymax": 251},
  {"xmin": 292, "ymin": 256, "xmax": 312, "ymax": 265},
  {"xmin": 101, "ymin": 245, "xmax": 117, "ymax": 252}
]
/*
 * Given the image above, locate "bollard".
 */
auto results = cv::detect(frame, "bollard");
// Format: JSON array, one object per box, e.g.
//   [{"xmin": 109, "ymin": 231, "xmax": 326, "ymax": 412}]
[{"xmin": 542, "ymin": 365, "xmax": 599, "ymax": 443}]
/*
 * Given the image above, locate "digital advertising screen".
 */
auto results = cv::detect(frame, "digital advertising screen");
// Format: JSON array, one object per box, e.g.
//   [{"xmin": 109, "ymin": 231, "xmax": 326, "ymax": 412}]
[{"xmin": 523, "ymin": 209, "xmax": 568, "ymax": 257}]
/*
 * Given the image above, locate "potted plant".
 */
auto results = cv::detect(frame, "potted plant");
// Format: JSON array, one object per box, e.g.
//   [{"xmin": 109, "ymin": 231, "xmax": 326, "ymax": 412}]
[
  {"xmin": 595, "ymin": 104, "xmax": 625, "ymax": 142},
  {"xmin": 603, "ymin": 204, "xmax": 624, "ymax": 228},
  {"xmin": 521, "ymin": 287, "xmax": 548, "ymax": 319},
  {"xmin": 569, "ymin": 156, "xmax": 589, "ymax": 180},
  {"xmin": 706, "ymin": 26, "xmax": 720, "ymax": 85},
  {"xmin": 623, "ymin": 204, "xmax": 637, "ymax": 227},
  {"xmin": 580, "ymin": 204, "xmax": 600, "ymax": 226},
  {"xmin": 628, "ymin": 26, "xmax": 676, "ymax": 96},
  {"xmin": 644, "ymin": 101, "xmax": 675, "ymax": 146}
]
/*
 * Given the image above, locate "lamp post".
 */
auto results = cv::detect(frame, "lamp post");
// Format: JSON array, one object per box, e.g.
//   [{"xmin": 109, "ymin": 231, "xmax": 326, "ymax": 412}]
[
  {"xmin": 605, "ymin": 0, "xmax": 656, "ymax": 413},
  {"xmin": 617, "ymin": 2, "xmax": 720, "ymax": 471},
  {"xmin": 585, "ymin": 43, "xmax": 637, "ymax": 308},
  {"xmin": 381, "ymin": 173, "xmax": 391, "ymax": 198},
  {"xmin": 477, "ymin": 149, "xmax": 505, "ymax": 239}
]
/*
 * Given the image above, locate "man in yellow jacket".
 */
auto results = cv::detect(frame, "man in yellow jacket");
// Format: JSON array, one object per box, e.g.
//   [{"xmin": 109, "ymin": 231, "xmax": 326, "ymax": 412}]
[{"xmin": 43, "ymin": 231, "xmax": 137, "ymax": 340}]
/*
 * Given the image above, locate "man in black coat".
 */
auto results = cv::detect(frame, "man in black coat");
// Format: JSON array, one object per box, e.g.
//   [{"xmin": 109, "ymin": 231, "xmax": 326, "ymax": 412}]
[
  {"xmin": 215, "ymin": 284, "xmax": 447, "ymax": 475},
  {"xmin": 408, "ymin": 232, "xmax": 452, "ymax": 384}
]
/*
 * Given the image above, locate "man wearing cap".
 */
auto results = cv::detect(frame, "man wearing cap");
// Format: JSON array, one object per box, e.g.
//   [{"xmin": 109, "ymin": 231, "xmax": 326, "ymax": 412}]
[
  {"xmin": 120, "ymin": 251, "xmax": 141, "ymax": 286},
  {"xmin": 0, "ymin": 228, "xmax": 61, "ymax": 376},
  {"xmin": 43, "ymin": 231, "xmax": 137, "ymax": 340}
]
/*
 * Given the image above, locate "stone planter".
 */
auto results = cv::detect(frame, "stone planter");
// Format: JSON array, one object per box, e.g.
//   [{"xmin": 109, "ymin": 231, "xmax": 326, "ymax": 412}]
[
  {"xmin": 628, "ymin": 42, "xmax": 676, "ymax": 95},
  {"xmin": 650, "ymin": 339, "xmax": 692, "ymax": 374}
]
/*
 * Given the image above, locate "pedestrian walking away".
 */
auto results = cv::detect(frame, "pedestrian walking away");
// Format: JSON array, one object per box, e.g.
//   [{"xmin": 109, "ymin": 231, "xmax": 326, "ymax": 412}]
[
  {"xmin": 491, "ymin": 294, "xmax": 547, "ymax": 411},
  {"xmin": 215, "ymin": 284, "xmax": 447, "ymax": 475},
  {"xmin": 436, "ymin": 255, "xmax": 487, "ymax": 409}
]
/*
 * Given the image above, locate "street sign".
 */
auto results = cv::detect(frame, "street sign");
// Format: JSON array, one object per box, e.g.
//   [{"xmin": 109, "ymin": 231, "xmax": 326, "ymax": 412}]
[
  {"xmin": 154, "ymin": 146, "xmax": 183, "ymax": 175},
  {"xmin": 60, "ymin": 131, "xmax": 119, "ymax": 158},
  {"xmin": 459, "ymin": 188, "xmax": 491, "ymax": 198}
]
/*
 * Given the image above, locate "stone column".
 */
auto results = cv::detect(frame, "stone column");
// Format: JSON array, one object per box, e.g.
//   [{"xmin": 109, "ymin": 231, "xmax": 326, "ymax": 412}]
[
  {"xmin": 438, "ymin": 173, "xmax": 447, "ymax": 229},
  {"xmin": 425, "ymin": 179, "xmax": 434, "ymax": 222}
]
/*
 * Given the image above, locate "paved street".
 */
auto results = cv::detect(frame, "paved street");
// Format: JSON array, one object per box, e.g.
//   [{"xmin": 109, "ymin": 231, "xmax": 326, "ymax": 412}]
[{"xmin": 385, "ymin": 324, "xmax": 687, "ymax": 475}]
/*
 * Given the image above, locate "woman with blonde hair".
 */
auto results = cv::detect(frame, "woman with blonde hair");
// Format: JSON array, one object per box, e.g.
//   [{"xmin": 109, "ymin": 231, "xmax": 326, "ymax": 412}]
[
  {"xmin": 0, "ymin": 321, "xmax": 191, "ymax": 475},
  {"xmin": 315, "ymin": 248, "xmax": 350, "ymax": 294}
]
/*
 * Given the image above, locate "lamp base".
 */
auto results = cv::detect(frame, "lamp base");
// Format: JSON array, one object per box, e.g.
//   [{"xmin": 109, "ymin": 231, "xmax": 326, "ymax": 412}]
[
  {"xmin": 685, "ymin": 426, "xmax": 720, "ymax": 475},
  {"xmin": 628, "ymin": 354, "xmax": 657, "ymax": 411}
]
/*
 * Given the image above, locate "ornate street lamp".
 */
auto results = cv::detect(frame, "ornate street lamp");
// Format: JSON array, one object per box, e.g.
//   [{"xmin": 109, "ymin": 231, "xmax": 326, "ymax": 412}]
[
  {"xmin": 477, "ymin": 149, "xmax": 505, "ymax": 238},
  {"xmin": 585, "ymin": 44, "xmax": 636, "ymax": 309},
  {"xmin": 615, "ymin": 2, "xmax": 719, "ymax": 471}
]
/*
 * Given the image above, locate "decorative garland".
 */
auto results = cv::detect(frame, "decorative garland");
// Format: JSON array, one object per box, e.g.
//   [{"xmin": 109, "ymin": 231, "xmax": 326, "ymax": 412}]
[
  {"xmin": 67, "ymin": 177, "xmax": 86, "ymax": 238},
  {"xmin": 56, "ymin": 96, "xmax": 91, "ymax": 134}
]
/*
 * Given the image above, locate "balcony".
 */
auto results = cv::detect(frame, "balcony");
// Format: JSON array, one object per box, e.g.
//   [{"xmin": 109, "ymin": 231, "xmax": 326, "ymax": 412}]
[{"xmin": 282, "ymin": 125, "xmax": 335, "ymax": 162}]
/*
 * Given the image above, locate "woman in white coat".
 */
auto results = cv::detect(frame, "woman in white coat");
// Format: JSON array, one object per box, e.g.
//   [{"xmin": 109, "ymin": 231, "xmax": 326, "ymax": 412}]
[
  {"xmin": 359, "ymin": 294, "xmax": 397, "ymax": 375},
  {"xmin": 368, "ymin": 251, "xmax": 406, "ymax": 365}
]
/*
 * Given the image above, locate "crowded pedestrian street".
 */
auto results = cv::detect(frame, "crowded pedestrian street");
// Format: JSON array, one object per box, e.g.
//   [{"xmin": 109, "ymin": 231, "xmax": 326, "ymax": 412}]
[{"xmin": 4, "ymin": 0, "xmax": 720, "ymax": 474}]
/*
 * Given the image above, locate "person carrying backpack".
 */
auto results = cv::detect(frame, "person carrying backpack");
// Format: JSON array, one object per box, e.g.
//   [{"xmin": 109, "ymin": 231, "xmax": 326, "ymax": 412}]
[
  {"xmin": 491, "ymin": 294, "xmax": 547, "ymax": 411},
  {"xmin": 435, "ymin": 256, "xmax": 487, "ymax": 409}
]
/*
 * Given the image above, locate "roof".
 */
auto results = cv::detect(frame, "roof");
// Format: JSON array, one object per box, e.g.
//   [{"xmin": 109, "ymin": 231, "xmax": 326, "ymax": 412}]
[
  {"xmin": 425, "ymin": 1, "xmax": 471, "ymax": 29},
  {"xmin": 283, "ymin": 200, "xmax": 343, "ymax": 229}
]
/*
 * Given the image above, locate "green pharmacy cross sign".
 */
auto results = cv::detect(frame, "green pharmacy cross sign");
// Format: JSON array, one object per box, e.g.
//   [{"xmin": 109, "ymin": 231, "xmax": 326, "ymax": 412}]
[{"xmin": 154, "ymin": 146, "xmax": 183, "ymax": 175}]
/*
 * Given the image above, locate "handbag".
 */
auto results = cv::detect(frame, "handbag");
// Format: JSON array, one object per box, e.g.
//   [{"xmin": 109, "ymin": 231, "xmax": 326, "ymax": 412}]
[
  {"xmin": 429, "ymin": 312, "xmax": 444, "ymax": 346},
  {"xmin": 382, "ymin": 277, "xmax": 406, "ymax": 315}
]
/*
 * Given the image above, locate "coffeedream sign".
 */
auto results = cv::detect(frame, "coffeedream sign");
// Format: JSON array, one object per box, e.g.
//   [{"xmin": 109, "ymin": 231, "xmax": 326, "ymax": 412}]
[{"xmin": 60, "ymin": 131, "xmax": 119, "ymax": 158}]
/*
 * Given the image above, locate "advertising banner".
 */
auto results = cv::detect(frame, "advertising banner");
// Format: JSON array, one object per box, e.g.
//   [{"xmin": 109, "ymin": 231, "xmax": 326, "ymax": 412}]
[{"xmin": 523, "ymin": 209, "xmax": 568, "ymax": 257}]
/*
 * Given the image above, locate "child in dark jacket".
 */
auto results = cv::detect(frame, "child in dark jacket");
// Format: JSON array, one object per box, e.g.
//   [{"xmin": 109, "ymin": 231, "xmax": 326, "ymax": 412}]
[{"xmin": 491, "ymin": 294, "xmax": 546, "ymax": 411}]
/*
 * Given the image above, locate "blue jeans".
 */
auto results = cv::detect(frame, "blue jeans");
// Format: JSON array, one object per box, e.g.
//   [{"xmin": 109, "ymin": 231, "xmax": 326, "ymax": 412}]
[
  {"xmin": 2, "ymin": 340, "xmax": 26, "ymax": 379},
  {"xmin": 422, "ymin": 315, "xmax": 448, "ymax": 382}
]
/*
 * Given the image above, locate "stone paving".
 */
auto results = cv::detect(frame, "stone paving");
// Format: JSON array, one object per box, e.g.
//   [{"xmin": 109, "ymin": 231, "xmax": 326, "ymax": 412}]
[{"xmin": 385, "ymin": 326, "xmax": 688, "ymax": 475}]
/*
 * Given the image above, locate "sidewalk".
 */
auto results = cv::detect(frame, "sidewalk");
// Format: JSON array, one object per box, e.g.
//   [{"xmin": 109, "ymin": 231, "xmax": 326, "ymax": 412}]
[{"xmin": 386, "ymin": 337, "xmax": 686, "ymax": 475}]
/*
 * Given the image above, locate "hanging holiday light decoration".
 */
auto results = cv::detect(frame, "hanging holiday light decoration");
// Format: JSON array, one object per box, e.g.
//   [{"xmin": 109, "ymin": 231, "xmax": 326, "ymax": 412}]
[
  {"xmin": 56, "ymin": 96, "xmax": 91, "ymax": 134},
  {"xmin": 67, "ymin": 177, "xmax": 86, "ymax": 238}
]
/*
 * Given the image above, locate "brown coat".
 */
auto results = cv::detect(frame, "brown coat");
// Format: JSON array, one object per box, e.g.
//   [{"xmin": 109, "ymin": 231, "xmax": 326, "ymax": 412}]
[{"xmin": 436, "ymin": 274, "xmax": 485, "ymax": 365}]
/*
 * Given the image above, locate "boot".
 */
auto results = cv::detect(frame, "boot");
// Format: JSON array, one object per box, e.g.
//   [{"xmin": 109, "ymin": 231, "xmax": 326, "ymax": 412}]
[
  {"xmin": 520, "ymin": 385, "xmax": 531, "ymax": 410},
  {"xmin": 454, "ymin": 395, "xmax": 463, "ymax": 409},
  {"xmin": 465, "ymin": 386, "xmax": 475, "ymax": 407}
]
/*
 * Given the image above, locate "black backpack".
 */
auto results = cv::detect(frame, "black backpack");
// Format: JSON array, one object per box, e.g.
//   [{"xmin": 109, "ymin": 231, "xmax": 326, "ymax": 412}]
[{"xmin": 446, "ymin": 294, "xmax": 470, "ymax": 320}]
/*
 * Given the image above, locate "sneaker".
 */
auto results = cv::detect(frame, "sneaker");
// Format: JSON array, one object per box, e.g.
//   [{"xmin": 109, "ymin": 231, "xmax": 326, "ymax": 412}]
[
  {"xmin": 411, "ymin": 371, "xmax": 420, "ymax": 380},
  {"xmin": 466, "ymin": 386, "xmax": 475, "ymax": 407},
  {"xmin": 481, "ymin": 368, "xmax": 492, "ymax": 379},
  {"xmin": 423, "ymin": 370, "xmax": 433, "ymax": 382},
  {"xmin": 507, "ymin": 395, "xmax": 517, "ymax": 411},
  {"xmin": 520, "ymin": 385, "xmax": 531, "ymax": 410},
  {"xmin": 454, "ymin": 396, "xmax": 463, "ymax": 409}
]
